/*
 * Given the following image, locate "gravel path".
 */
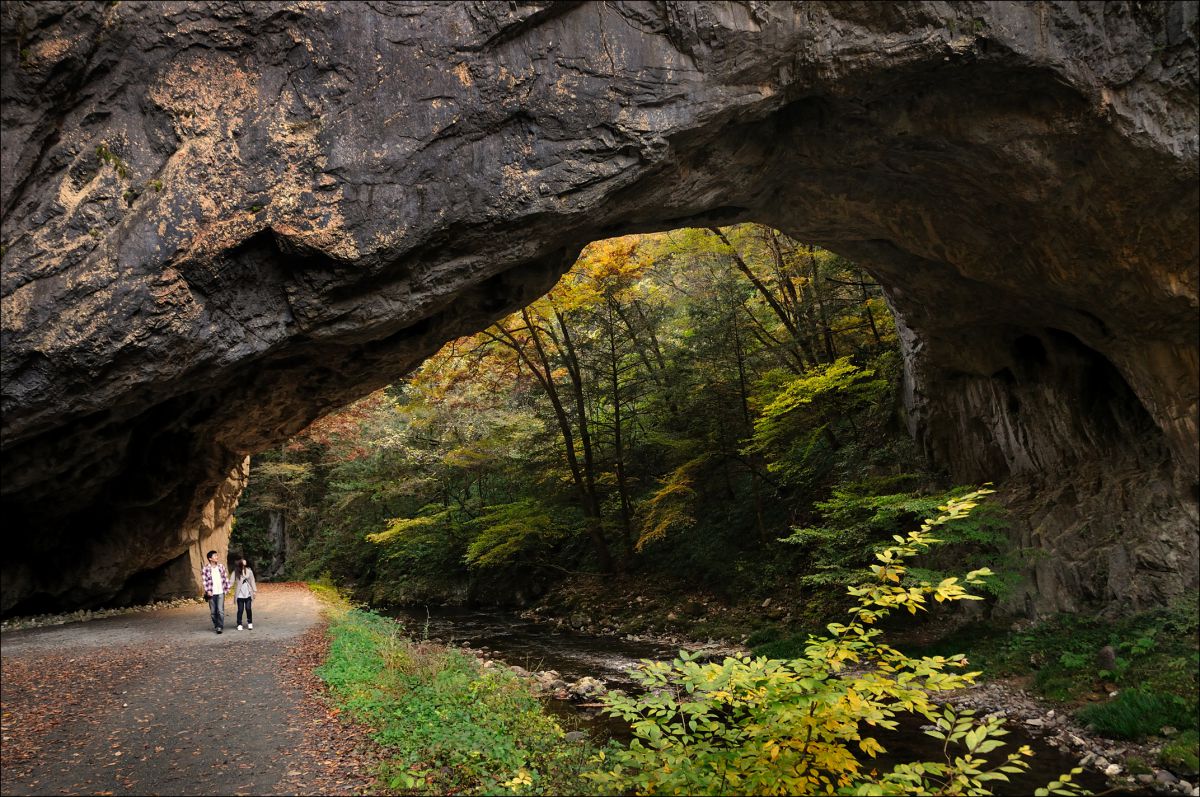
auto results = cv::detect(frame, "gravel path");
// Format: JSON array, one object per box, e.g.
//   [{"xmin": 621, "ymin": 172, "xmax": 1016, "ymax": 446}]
[{"xmin": 1, "ymin": 583, "xmax": 372, "ymax": 796}]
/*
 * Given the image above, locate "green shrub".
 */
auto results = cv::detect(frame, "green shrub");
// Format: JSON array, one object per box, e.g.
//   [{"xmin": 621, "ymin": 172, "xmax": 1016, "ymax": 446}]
[
  {"xmin": 1076, "ymin": 690, "xmax": 1195, "ymax": 740},
  {"xmin": 905, "ymin": 593, "xmax": 1198, "ymax": 731},
  {"xmin": 744, "ymin": 626, "xmax": 781, "ymax": 647}
]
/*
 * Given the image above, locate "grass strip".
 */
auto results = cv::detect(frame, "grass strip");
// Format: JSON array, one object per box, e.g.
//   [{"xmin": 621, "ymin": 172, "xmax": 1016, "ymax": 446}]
[{"xmin": 308, "ymin": 583, "xmax": 598, "ymax": 795}]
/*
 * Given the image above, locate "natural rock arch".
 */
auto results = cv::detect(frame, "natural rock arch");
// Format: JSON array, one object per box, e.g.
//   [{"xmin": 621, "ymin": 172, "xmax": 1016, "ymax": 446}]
[{"xmin": 2, "ymin": 1, "xmax": 1196, "ymax": 616}]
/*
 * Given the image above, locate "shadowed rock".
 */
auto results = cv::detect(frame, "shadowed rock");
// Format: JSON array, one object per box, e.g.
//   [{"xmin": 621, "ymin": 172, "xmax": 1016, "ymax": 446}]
[{"xmin": 1, "ymin": 1, "xmax": 1196, "ymax": 615}]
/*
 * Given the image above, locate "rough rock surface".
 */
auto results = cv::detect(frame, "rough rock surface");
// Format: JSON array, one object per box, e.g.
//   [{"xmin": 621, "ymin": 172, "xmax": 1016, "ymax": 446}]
[{"xmin": 1, "ymin": 1, "xmax": 1196, "ymax": 615}]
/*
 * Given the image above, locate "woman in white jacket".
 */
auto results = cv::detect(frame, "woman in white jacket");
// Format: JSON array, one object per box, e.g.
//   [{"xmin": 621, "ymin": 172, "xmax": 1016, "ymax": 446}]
[{"xmin": 233, "ymin": 558, "xmax": 258, "ymax": 631}]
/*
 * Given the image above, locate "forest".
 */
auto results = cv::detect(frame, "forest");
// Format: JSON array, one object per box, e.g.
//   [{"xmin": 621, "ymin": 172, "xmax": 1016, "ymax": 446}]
[{"xmin": 233, "ymin": 223, "xmax": 995, "ymax": 611}]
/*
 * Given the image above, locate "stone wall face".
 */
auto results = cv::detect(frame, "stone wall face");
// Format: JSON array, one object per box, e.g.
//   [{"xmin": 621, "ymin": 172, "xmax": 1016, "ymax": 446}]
[
  {"xmin": 110, "ymin": 456, "xmax": 252, "ymax": 606},
  {"xmin": 1, "ymin": 2, "xmax": 1196, "ymax": 614}
]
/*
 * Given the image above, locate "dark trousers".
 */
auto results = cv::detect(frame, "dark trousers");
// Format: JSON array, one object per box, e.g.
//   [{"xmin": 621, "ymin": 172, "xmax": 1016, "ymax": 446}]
[
  {"xmin": 208, "ymin": 594, "xmax": 225, "ymax": 630},
  {"xmin": 237, "ymin": 597, "xmax": 253, "ymax": 625}
]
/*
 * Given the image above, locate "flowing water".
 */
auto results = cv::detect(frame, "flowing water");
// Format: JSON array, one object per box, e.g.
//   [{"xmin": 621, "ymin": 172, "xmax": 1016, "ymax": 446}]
[{"xmin": 388, "ymin": 605, "xmax": 1120, "ymax": 795}]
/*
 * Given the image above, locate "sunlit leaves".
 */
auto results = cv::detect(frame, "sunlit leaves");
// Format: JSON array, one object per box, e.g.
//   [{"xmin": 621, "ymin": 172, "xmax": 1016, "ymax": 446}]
[{"xmin": 464, "ymin": 499, "xmax": 567, "ymax": 569}]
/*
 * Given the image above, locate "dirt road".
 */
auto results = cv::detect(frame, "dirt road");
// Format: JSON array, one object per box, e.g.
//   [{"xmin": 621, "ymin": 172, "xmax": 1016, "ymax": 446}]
[{"xmin": 0, "ymin": 583, "xmax": 374, "ymax": 796}]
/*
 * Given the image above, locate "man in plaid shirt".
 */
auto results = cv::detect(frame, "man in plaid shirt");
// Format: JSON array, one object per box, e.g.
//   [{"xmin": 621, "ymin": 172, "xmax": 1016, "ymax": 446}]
[{"xmin": 202, "ymin": 550, "xmax": 232, "ymax": 634}]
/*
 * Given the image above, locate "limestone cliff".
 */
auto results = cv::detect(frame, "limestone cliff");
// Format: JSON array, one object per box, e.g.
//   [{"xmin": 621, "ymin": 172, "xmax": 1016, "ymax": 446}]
[{"xmin": 1, "ymin": 1, "xmax": 1196, "ymax": 615}]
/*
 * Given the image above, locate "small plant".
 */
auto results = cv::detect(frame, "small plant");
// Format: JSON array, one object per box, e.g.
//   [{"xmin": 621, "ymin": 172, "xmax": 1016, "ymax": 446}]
[
  {"xmin": 95, "ymin": 143, "xmax": 130, "ymax": 179},
  {"xmin": 1159, "ymin": 729, "xmax": 1199, "ymax": 774},
  {"xmin": 147, "ymin": 179, "xmax": 163, "ymax": 192},
  {"xmin": 247, "ymin": 203, "xmax": 265, "ymax": 213},
  {"xmin": 88, "ymin": 228, "xmax": 102, "ymax": 239}
]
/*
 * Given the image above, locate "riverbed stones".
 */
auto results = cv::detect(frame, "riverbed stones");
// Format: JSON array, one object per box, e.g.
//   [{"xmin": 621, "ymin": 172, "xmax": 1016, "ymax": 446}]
[{"xmin": 1, "ymin": 1, "xmax": 1197, "ymax": 616}]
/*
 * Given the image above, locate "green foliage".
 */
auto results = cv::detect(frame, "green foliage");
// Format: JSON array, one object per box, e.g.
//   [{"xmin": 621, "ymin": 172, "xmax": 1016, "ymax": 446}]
[
  {"xmin": 906, "ymin": 594, "xmax": 1199, "ymax": 741},
  {"xmin": 748, "ymin": 632, "xmax": 815, "ymax": 660},
  {"xmin": 588, "ymin": 492, "xmax": 1085, "ymax": 796},
  {"xmin": 315, "ymin": 605, "xmax": 597, "ymax": 795},
  {"xmin": 1075, "ymin": 689, "xmax": 1195, "ymax": 740},
  {"xmin": 783, "ymin": 483, "xmax": 1018, "ymax": 598},
  {"xmin": 465, "ymin": 499, "xmax": 568, "ymax": 568},
  {"xmin": 749, "ymin": 358, "xmax": 889, "ymax": 488},
  {"xmin": 637, "ymin": 454, "xmax": 711, "ymax": 550}
]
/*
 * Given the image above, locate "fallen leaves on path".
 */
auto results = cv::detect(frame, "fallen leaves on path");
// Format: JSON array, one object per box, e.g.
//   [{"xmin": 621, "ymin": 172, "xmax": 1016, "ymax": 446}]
[
  {"xmin": 1, "ymin": 646, "xmax": 162, "ymax": 787},
  {"xmin": 273, "ymin": 620, "xmax": 389, "ymax": 795},
  {"xmin": 1, "ymin": 584, "xmax": 392, "ymax": 796}
]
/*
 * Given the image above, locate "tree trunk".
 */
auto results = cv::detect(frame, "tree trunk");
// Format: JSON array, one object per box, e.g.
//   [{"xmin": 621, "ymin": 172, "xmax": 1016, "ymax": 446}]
[
  {"xmin": 806, "ymin": 245, "xmax": 837, "ymax": 362},
  {"xmin": 731, "ymin": 305, "xmax": 768, "ymax": 545},
  {"xmin": 607, "ymin": 300, "xmax": 636, "ymax": 562},
  {"xmin": 488, "ymin": 320, "xmax": 615, "ymax": 573},
  {"xmin": 709, "ymin": 226, "xmax": 817, "ymax": 369},
  {"xmin": 268, "ymin": 510, "xmax": 287, "ymax": 579},
  {"xmin": 860, "ymin": 271, "xmax": 882, "ymax": 347}
]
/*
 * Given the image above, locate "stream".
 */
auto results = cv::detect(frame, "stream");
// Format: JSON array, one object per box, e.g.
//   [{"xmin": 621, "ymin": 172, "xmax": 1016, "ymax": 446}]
[{"xmin": 389, "ymin": 605, "xmax": 1120, "ymax": 795}]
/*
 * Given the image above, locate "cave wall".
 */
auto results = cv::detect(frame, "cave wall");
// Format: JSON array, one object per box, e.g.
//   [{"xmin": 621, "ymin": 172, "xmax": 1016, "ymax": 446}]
[{"xmin": 1, "ymin": 1, "xmax": 1196, "ymax": 615}]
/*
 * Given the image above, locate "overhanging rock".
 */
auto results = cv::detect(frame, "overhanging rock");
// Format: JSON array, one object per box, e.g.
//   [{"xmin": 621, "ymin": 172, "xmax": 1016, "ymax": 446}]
[{"xmin": 1, "ymin": 1, "xmax": 1196, "ymax": 615}]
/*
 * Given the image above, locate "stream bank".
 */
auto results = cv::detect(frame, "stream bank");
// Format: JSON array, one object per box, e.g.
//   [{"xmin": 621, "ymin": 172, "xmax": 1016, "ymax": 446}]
[{"xmin": 390, "ymin": 603, "xmax": 1194, "ymax": 796}]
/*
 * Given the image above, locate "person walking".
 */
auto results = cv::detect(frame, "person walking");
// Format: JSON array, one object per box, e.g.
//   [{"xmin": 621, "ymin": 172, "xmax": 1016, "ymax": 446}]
[
  {"xmin": 201, "ymin": 550, "xmax": 231, "ymax": 634},
  {"xmin": 233, "ymin": 558, "xmax": 258, "ymax": 631}
]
